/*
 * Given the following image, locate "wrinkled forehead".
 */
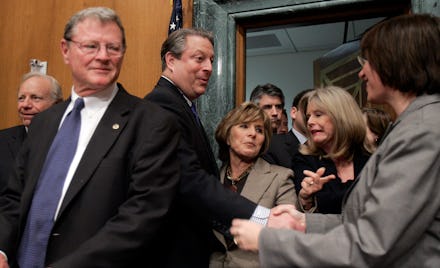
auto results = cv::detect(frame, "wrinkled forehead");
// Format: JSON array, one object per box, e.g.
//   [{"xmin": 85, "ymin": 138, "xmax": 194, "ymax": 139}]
[{"xmin": 18, "ymin": 77, "xmax": 51, "ymax": 94}]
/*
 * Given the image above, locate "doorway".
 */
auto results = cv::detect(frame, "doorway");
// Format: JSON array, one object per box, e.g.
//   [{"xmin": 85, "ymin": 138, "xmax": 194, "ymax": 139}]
[
  {"xmin": 193, "ymin": 0, "xmax": 411, "ymax": 145},
  {"xmin": 245, "ymin": 16, "xmax": 385, "ymax": 122}
]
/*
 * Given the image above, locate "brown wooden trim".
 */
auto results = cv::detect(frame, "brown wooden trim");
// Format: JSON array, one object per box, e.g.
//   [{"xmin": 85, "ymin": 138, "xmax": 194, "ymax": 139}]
[
  {"xmin": 235, "ymin": 25, "xmax": 246, "ymax": 106},
  {"xmin": 237, "ymin": 2, "xmax": 411, "ymax": 29}
]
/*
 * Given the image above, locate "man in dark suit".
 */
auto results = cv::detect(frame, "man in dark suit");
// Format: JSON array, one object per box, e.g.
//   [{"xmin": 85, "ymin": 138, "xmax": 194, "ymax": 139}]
[
  {"xmin": 0, "ymin": 7, "xmax": 179, "ymax": 267},
  {"xmin": 145, "ymin": 28, "xmax": 271, "ymax": 267},
  {"xmin": 263, "ymin": 89, "xmax": 313, "ymax": 168},
  {"xmin": 0, "ymin": 72, "xmax": 62, "ymax": 196}
]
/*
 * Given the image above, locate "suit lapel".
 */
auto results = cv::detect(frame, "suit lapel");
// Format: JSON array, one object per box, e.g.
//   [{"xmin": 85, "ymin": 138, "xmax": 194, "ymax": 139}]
[
  {"xmin": 29, "ymin": 102, "xmax": 69, "ymax": 184},
  {"xmin": 158, "ymin": 78, "xmax": 204, "ymax": 134},
  {"xmin": 159, "ymin": 78, "xmax": 219, "ymax": 175},
  {"xmin": 20, "ymin": 102, "xmax": 69, "ymax": 218},
  {"xmin": 240, "ymin": 158, "xmax": 275, "ymax": 204},
  {"xmin": 58, "ymin": 87, "xmax": 131, "ymax": 216}
]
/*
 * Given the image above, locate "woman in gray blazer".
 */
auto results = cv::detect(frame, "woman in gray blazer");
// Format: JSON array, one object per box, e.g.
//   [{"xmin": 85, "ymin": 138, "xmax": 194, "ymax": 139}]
[
  {"xmin": 210, "ymin": 102, "xmax": 297, "ymax": 268},
  {"xmin": 230, "ymin": 14, "xmax": 440, "ymax": 267}
]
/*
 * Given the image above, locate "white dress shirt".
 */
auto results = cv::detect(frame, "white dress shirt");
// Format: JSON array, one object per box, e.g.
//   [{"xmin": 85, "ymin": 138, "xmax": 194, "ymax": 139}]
[{"xmin": 54, "ymin": 84, "xmax": 118, "ymax": 218}]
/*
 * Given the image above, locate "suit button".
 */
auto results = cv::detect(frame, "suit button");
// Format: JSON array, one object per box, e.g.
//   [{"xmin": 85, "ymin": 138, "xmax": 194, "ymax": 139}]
[{"xmin": 52, "ymin": 233, "xmax": 60, "ymax": 236}]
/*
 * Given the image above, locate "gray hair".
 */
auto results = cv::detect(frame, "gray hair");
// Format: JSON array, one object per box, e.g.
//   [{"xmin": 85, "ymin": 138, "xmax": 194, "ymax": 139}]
[
  {"xmin": 160, "ymin": 28, "xmax": 214, "ymax": 71},
  {"xmin": 20, "ymin": 72, "xmax": 63, "ymax": 102},
  {"xmin": 250, "ymin": 83, "xmax": 285, "ymax": 107},
  {"xmin": 63, "ymin": 7, "xmax": 126, "ymax": 48}
]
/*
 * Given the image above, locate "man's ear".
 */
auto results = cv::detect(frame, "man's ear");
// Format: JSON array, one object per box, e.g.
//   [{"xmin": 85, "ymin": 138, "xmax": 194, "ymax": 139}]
[
  {"xmin": 60, "ymin": 39, "xmax": 70, "ymax": 64},
  {"xmin": 165, "ymin": 52, "xmax": 176, "ymax": 72},
  {"xmin": 290, "ymin": 107, "xmax": 298, "ymax": 120}
]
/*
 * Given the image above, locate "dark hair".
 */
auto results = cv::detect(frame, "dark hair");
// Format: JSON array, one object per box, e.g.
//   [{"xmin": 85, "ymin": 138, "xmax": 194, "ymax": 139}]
[
  {"xmin": 361, "ymin": 13, "xmax": 440, "ymax": 95},
  {"xmin": 215, "ymin": 102, "xmax": 272, "ymax": 163},
  {"xmin": 250, "ymin": 83, "xmax": 285, "ymax": 107},
  {"xmin": 160, "ymin": 28, "xmax": 214, "ymax": 71},
  {"xmin": 292, "ymin": 88, "xmax": 313, "ymax": 108}
]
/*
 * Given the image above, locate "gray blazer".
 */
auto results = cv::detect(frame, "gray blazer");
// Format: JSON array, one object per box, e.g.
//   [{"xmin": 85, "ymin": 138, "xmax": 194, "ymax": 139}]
[
  {"xmin": 211, "ymin": 157, "xmax": 297, "ymax": 268},
  {"xmin": 259, "ymin": 94, "xmax": 440, "ymax": 267}
]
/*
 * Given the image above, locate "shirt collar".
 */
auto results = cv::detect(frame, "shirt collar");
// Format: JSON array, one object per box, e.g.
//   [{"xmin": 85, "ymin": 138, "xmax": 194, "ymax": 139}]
[
  {"xmin": 291, "ymin": 128, "xmax": 307, "ymax": 144},
  {"xmin": 70, "ymin": 83, "xmax": 118, "ymax": 111},
  {"xmin": 161, "ymin": 75, "xmax": 192, "ymax": 107}
]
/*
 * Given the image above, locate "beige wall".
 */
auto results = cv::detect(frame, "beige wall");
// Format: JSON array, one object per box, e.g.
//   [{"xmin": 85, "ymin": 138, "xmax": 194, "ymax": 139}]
[{"xmin": 0, "ymin": 0, "xmax": 192, "ymax": 129}]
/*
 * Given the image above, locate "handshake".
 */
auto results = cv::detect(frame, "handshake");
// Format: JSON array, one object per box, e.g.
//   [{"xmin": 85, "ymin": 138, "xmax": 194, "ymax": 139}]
[{"xmin": 230, "ymin": 204, "xmax": 305, "ymax": 251}]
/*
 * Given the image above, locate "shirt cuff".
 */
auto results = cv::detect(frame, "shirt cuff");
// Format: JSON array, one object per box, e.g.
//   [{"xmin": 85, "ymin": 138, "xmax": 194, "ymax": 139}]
[{"xmin": 250, "ymin": 205, "xmax": 270, "ymax": 226}]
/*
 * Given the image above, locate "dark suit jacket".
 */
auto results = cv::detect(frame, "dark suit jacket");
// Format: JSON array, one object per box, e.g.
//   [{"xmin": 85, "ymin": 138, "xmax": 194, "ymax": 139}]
[
  {"xmin": 293, "ymin": 148, "xmax": 370, "ymax": 214},
  {"xmin": 0, "ymin": 125, "xmax": 26, "ymax": 195},
  {"xmin": 262, "ymin": 130, "xmax": 300, "ymax": 168},
  {"xmin": 145, "ymin": 77, "xmax": 257, "ymax": 267},
  {"xmin": 0, "ymin": 85, "xmax": 180, "ymax": 267}
]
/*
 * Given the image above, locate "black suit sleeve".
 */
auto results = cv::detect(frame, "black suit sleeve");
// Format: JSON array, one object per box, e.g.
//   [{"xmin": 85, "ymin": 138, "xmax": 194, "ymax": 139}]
[
  {"xmin": 178, "ymin": 138, "xmax": 256, "ymax": 225},
  {"xmin": 145, "ymin": 82, "xmax": 257, "ymax": 228}
]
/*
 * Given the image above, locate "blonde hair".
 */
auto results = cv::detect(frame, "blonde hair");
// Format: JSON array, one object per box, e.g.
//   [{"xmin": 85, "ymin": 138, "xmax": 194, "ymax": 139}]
[{"xmin": 300, "ymin": 86, "xmax": 367, "ymax": 161}]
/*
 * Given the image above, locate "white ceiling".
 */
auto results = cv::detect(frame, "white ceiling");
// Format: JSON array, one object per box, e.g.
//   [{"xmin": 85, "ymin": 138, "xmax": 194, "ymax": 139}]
[{"xmin": 246, "ymin": 17, "xmax": 385, "ymax": 56}]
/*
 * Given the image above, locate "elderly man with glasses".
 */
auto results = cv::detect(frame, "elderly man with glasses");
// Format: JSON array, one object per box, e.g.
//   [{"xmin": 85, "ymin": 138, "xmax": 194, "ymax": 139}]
[{"xmin": 0, "ymin": 7, "xmax": 179, "ymax": 268}]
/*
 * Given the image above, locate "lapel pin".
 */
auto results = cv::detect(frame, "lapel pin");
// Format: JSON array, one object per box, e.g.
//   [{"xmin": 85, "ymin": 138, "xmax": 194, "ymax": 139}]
[{"xmin": 112, "ymin": 124, "xmax": 120, "ymax": 130}]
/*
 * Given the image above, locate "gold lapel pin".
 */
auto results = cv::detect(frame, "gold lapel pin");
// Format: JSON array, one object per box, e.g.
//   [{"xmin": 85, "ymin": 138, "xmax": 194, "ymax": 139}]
[{"xmin": 112, "ymin": 124, "xmax": 120, "ymax": 130}]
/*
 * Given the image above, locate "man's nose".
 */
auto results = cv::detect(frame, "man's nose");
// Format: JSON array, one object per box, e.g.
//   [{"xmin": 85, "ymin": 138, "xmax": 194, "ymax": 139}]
[
  {"xmin": 95, "ymin": 45, "xmax": 111, "ymax": 58},
  {"xmin": 203, "ymin": 59, "xmax": 212, "ymax": 72},
  {"xmin": 19, "ymin": 98, "xmax": 32, "ymax": 108}
]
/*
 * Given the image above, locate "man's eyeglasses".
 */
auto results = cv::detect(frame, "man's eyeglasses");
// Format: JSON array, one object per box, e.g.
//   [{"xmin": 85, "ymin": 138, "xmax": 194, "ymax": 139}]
[
  {"xmin": 357, "ymin": 55, "xmax": 367, "ymax": 67},
  {"xmin": 66, "ymin": 39, "xmax": 125, "ymax": 57}
]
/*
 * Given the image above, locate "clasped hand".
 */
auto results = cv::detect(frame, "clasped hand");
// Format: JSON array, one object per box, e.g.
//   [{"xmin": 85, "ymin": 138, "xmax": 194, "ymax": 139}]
[{"xmin": 230, "ymin": 204, "xmax": 306, "ymax": 251}]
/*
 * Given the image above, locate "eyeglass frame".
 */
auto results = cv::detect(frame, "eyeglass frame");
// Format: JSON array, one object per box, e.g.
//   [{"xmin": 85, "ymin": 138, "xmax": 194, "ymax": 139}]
[
  {"xmin": 357, "ymin": 55, "xmax": 367, "ymax": 67},
  {"xmin": 65, "ymin": 38, "xmax": 126, "ymax": 57}
]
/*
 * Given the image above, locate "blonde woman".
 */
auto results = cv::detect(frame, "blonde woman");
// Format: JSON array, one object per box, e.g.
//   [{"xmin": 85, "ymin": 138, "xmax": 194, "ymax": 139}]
[{"xmin": 293, "ymin": 86, "xmax": 371, "ymax": 213}]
